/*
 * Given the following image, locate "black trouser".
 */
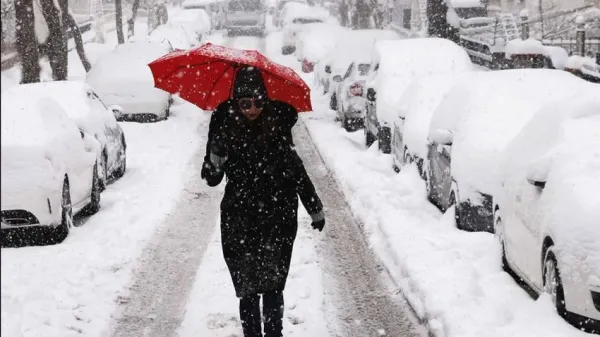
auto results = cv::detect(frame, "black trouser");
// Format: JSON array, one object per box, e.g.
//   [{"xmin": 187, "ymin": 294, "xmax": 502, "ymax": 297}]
[{"xmin": 240, "ymin": 290, "xmax": 284, "ymax": 337}]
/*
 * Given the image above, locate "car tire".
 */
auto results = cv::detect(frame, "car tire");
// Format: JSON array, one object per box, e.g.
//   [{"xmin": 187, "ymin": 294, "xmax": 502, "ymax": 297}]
[
  {"xmin": 543, "ymin": 251, "xmax": 567, "ymax": 318},
  {"xmin": 365, "ymin": 128, "xmax": 376, "ymax": 148},
  {"xmin": 281, "ymin": 46, "xmax": 294, "ymax": 55},
  {"xmin": 114, "ymin": 138, "xmax": 127, "ymax": 179},
  {"xmin": 55, "ymin": 179, "xmax": 73, "ymax": 242},
  {"xmin": 82, "ymin": 163, "xmax": 101, "ymax": 216},
  {"xmin": 329, "ymin": 93, "xmax": 337, "ymax": 110}
]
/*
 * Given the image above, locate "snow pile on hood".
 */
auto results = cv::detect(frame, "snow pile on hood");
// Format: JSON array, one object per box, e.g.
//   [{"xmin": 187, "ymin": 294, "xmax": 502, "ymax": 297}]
[
  {"xmin": 501, "ymin": 97, "xmax": 600, "ymax": 284},
  {"xmin": 505, "ymin": 39, "xmax": 547, "ymax": 58},
  {"xmin": 86, "ymin": 40, "xmax": 171, "ymax": 100},
  {"xmin": 399, "ymin": 72, "xmax": 472, "ymax": 160},
  {"xmin": 299, "ymin": 24, "xmax": 345, "ymax": 63},
  {"xmin": 371, "ymin": 38, "xmax": 474, "ymax": 126},
  {"xmin": 431, "ymin": 69, "xmax": 599, "ymax": 200}
]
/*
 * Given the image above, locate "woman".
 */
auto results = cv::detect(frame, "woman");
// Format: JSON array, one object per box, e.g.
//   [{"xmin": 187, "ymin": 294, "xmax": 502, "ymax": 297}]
[{"xmin": 201, "ymin": 66, "xmax": 326, "ymax": 337}]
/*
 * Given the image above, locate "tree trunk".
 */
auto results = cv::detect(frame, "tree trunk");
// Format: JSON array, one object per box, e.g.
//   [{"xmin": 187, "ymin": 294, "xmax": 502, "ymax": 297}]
[
  {"xmin": 115, "ymin": 0, "xmax": 125, "ymax": 44},
  {"xmin": 127, "ymin": 0, "xmax": 141, "ymax": 37},
  {"xmin": 65, "ymin": 13, "xmax": 91, "ymax": 71},
  {"xmin": 40, "ymin": 0, "xmax": 68, "ymax": 80},
  {"xmin": 15, "ymin": 0, "xmax": 41, "ymax": 83}
]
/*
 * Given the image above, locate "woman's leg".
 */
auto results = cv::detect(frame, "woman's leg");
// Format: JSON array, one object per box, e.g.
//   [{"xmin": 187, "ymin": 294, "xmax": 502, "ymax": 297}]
[
  {"xmin": 240, "ymin": 294, "xmax": 262, "ymax": 337},
  {"xmin": 262, "ymin": 290, "xmax": 284, "ymax": 337}
]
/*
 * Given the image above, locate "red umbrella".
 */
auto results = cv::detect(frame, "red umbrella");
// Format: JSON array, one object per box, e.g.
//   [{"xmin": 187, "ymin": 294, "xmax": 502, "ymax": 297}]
[{"xmin": 148, "ymin": 42, "xmax": 312, "ymax": 112}]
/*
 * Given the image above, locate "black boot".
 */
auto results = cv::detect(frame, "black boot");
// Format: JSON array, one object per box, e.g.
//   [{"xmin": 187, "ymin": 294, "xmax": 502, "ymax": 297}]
[
  {"xmin": 263, "ymin": 290, "xmax": 284, "ymax": 337},
  {"xmin": 240, "ymin": 294, "xmax": 263, "ymax": 337}
]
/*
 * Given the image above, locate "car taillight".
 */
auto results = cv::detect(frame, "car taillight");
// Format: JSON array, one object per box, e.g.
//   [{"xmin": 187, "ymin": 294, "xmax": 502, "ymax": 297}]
[{"xmin": 349, "ymin": 82, "xmax": 363, "ymax": 96}]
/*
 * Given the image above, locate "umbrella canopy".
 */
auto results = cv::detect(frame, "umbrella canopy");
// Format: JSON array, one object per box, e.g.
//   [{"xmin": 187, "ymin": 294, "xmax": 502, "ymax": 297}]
[{"xmin": 148, "ymin": 42, "xmax": 313, "ymax": 112}]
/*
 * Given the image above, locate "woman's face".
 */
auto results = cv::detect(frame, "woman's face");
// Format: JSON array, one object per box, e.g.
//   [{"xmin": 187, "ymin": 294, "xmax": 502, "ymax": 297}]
[{"xmin": 238, "ymin": 97, "xmax": 266, "ymax": 121}]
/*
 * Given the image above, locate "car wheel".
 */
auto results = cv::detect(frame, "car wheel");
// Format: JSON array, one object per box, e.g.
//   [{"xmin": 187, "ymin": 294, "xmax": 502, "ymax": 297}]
[
  {"xmin": 55, "ymin": 179, "xmax": 73, "ymax": 242},
  {"xmin": 330, "ymin": 93, "xmax": 338, "ymax": 110},
  {"xmin": 82, "ymin": 163, "xmax": 101, "ymax": 216},
  {"xmin": 543, "ymin": 251, "xmax": 567, "ymax": 317},
  {"xmin": 114, "ymin": 140, "xmax": 127, "ymax": 179}
]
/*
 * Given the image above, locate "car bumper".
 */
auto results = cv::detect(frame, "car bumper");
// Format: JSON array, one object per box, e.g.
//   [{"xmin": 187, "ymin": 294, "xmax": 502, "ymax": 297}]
[
  {"xmin": 562, "ymin": 270, "xmax": 600, "ymax": 321},
  {"xmin": 1, "ymin": 191, "xmax": 62, "ymax": 229}
]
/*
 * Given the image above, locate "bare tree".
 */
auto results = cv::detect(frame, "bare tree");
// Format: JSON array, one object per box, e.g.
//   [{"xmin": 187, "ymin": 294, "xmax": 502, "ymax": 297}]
[
  {"xmin": 57, "ymin": 0, "xmax": 91, "ymax": 71},
  {"xmin": 39, "ymin": 0, "xmax": 68, "ymax": 80},
  {"xmin": 127, "ymin": 0, "xmax": 141, "ymax": 37},
  {"xmin": 115, "ymin": 0, "xmax": 125, "ymax": 44},
  {"xmin": 14, "ymin": 0, "xmax": 41, "ymax": 83}
]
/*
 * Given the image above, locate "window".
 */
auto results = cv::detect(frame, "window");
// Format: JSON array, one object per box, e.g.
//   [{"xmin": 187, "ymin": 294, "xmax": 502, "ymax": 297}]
[{"xmin": 402, "ymin": 8, "xmax": 411, "ymax": 29}]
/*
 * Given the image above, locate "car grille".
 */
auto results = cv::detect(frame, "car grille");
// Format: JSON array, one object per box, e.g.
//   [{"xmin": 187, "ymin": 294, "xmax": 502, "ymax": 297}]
[
  {"xmin": 592, "ymin": 290, "xmax": 600, "ymax": 311},
  {"xmin": 1, "ymin": 210, "xmax": 39, "ymax": 226}
]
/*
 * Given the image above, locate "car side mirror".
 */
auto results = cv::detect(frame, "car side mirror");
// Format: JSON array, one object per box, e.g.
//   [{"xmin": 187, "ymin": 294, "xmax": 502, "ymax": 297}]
[
  {"xmin": 526, "ymin": 160, "xmax": 549, "ymax": 189},
  {"xmin": 109, "ymin": 105, "xmax": 124, "ymax": 120},
  {"xmin": 333, "ymin": 75, "xmax": 342, "ymax": 82},
  {"xmin": 428, "ymin": 129, "xmax": 453, "ymax": 146},
  {"xmin": 325, "ymin": 65, "xmax": 331, "ymax": 74},
  {"xmin": 366, "ymin": 87, "xmax": 376, "ymax": 101}
]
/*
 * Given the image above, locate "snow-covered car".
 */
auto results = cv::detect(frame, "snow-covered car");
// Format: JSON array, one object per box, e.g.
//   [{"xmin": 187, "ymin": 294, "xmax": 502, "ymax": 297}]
[
  {"xmin": 223, "ymin": 0, "xmax": 267, "ymax": 36},
  {"xmin": 394, "ymin": 72, "xmax": 470, "ymax": 175},
  {"xmin": 272, "ymin": 0, "xmax": 307, "ymax": 27},
  {"xmin": 86, "ymin": 39, "xmax": 174, "ymax": 122},
  {"xmin": 329, "ymin": 29, "xmax": 399, "ymax": 131},
  {"xmin": 182, "ymin": 0, "xmax": 225, "ymax": 29},
  {"xmin": 295, "ymin": 23, "xmax": 344, "ymax": 72},
  {"xmin": 169, "ymin": 7, "xmax": 212, "ymax": 43},
  {"xmin": 281, "ymin": 2, "xmax": 330, "ymax": 55},
  {"xmin": 496, "ymin": 97, "xmax": 600, "ymax": 328},
  {"xmin": 426, "ymin": 69, "xmax": 599, "ymax": 233},
  {"xmin": 1, "ymin": 84, "xmax": 102, "ymax": 241},
  {"xmin": 364, "ymin": 38, "xmax": 474, "ymax": 154},
  {"xmin": 150, "ymin": 22, "xmax": 197, "ymax": 49},
  {"xmin": 40, "ymin": 81, "xmax": 128, "ymax": 190}
]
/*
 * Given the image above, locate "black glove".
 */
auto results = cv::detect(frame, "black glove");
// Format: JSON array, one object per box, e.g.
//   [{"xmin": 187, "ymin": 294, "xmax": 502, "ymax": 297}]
[
  {"xmin": 310, "ymin": 211, "xmax": 325, "ymax": 232},
  {"xmin": 209, "ymin": 140, "xmax": 228, "ymax": 171}
]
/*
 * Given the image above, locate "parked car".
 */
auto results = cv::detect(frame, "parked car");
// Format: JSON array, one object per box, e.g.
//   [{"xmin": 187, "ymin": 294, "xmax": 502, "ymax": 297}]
[
  {"xmin": 330, "ymin": 29, "xmax": 399, "ymax": 131},
  {"xmin": 394, "ymin": 72, "xmax": 469, "ymax": 175},
  {"xmin": 496, "ymin": 97, "xmax": 600, "ymax": 331},
  {"xmin": 426, "ymin": 69, "xmax": 598, "ymax": 233},
  {"xmin": 40, "ymin": 81, "xmax": 128, "ymax": 190},
  {"xmin": 86, "ymin": 39, "xmax": 174, "ymax": 122},
  {"xmin": 1, "ymin": 84, "xmax": 102, "ymax": 242},
  {"xmin": 295, "ymin": 22, "xmax": 343, "ymax": 69},
  {"xmin": 364, "ymin": 38, "xmax": 474, "ymax": 154},
  {"xmin": 150, "ymin": 22, "xmax": 198, "ymax": 49},
  {"xmin": 272, "ymin": 0, "xmax": 307, "ymax": 27},
  {"xmin": 281, "ymin": 2, "xmax": 330, "ymax": 55},
  {"xmin": 182, "ymin": 0, "xmax": 226, "ymax": 29},
  {"xmin": 223, "ymin": 0, "xmax": 267, "ymax": 36},
  {"xmin": 170, "ymin": 6, "xmax": 212, "ymax": 42}
]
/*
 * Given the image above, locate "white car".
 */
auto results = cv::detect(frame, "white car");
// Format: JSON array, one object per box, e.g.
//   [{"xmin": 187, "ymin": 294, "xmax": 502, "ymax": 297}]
[
  {"xmin": 1, "ymin": 84, "xmax": 102, "ymax": 242},
  {"xmin": 223, "ymin": 0, "xmax": 267, "ymax": 36},
  {"xmin": 295, "ymin": 22, "xmax": 344, "ymax": 72},
  {"xmin": 272, "ymin": 0, "xmax": 307, "ymax": 27},
  {"xmin": 182, "ymin": 0, "xmax": 225, "ymax": 29},
  {"xmin": 364, "ymin": 38, "xmax": 474, "ymax": 154},
  {"xmin": 40, "ymin": 81, "xmax": 128, "ymax": 190},
  {"xmin": 425, "ymin": 69, "xmax": 599, "ymax": 233},
  {"xmin": 150, "ymin": 22, "xmax": 198, "ymax": 49},
  {"xmin": 496, "ymin": 97, "xmax": 600, "ymax": 329},
  {"xmin": 172, "ymin": 6, "xmax": 212, "ymax": 43},
  {"xmin": 280, "ymin": 2, "xmax": 329, "ymax": 54},
  {"xmin": 86, "ymin": 39, "xmax": 174, "ymax": 122}
]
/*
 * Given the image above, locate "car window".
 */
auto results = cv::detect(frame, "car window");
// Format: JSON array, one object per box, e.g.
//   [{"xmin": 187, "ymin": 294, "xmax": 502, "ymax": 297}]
[
  {"xmin": 357, "ymin": 63, "xmax": 371, "ymax": 75},
  {"xmin": 228, "ymin": 0, "xmax": 262, "ymax": 11},
  {"xmin": 292, "ymin": 18, "xmax": 323, "ymax": 24}
]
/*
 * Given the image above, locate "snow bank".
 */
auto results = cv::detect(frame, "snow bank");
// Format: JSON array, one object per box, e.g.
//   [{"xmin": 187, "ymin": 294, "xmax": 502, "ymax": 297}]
[
  {"xmin": 430, "ymin": 69, "xmax": 599, "ymax": 201},
  {"xmin": 505, "ymin": 39, "xmax": 547, "ymax": 58},
  {"xmin": 371, "ymin": 38, "xmax": 474, "ymax": 127},
  {"xmin": 301, "ymin": 93, "xmax": 594, "ymax": 337},
  {"xmin": 1, "ymin": 102, "xmax": 207, "ymax": 337},
  {"xmin": 544, "ymin": 46, "xmax": 569, "ymax": 70}
]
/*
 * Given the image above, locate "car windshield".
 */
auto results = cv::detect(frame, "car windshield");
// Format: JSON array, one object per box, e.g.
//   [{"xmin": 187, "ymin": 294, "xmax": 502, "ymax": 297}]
[
  {"xmin": 292, "ymin": 18, "xmax": 323, "ymax": 24},
  {"xmin": 228, "ymin": 0, "xmax": 262, "ymax": 11},
  {"xmin": 357, "ymin": 63, "xmax": 371, "ymax": 75}
]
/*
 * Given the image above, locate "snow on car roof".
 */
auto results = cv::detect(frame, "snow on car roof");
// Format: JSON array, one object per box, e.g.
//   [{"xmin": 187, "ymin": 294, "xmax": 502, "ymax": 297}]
[
  {"xmin": 330, "ymin": 29, "xmax": 399, "ymax": 68},
  {"xmin": 432, "ymin": 69, "xmax": 599, "ymax": 197},
  {"xmin": 1, "ymin": 84, "xmax": 80, "ymax": 148}
]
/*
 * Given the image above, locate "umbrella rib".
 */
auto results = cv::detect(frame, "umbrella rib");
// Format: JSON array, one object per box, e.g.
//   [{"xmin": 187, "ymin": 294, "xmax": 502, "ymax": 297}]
[{"xmin": 207, "ymin": 63, "xmax": 236, "ymax": 107}]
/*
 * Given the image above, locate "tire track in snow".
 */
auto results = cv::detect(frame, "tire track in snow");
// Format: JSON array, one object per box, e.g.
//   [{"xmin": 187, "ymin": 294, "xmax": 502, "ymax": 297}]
[
  {"xmin": 110, "ymin": 116, "xmax": 222, "ymax": 337},
  {"xmin": 293, "ymin": 120, "xmax": 427, "ymax": 337}
]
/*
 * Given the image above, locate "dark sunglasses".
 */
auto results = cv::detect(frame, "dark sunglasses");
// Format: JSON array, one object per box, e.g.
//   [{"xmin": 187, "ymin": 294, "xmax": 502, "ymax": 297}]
[{"xmin": 238, "ymin": 98, "xmax": 266, "ymax": 110}]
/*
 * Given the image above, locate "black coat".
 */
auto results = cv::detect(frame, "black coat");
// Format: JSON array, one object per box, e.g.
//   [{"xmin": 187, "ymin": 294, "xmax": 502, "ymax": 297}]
[{"xmin": 201, "ymin": 100, "xmax": 323, "ymax": 298}]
